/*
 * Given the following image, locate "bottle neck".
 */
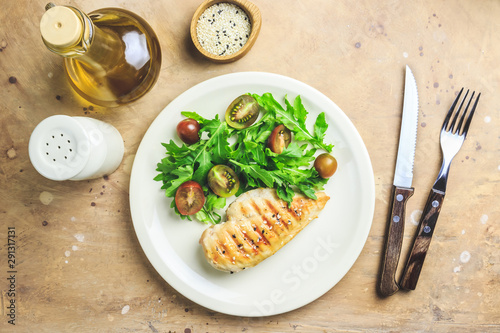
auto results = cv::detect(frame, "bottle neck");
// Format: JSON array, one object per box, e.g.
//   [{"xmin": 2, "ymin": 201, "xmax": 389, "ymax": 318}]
[{"xmin": 41, "ymin": 6, "xmax": 124, "ymax": 71}]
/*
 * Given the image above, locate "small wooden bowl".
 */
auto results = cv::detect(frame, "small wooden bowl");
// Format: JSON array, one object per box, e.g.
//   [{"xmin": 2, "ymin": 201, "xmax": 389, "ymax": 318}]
[{"xmin": 190, "ymin": 0, "xmax": 262, "ymax": 63}]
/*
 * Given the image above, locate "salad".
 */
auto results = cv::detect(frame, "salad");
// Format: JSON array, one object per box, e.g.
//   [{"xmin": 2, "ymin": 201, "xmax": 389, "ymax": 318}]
[{"xmin": 154, "ymin": 93, "xmax": 337, "ymax": 224}]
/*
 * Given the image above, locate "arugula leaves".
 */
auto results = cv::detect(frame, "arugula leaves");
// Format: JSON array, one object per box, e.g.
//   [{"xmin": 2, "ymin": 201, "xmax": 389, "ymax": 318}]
[
  {"xmin": 254, "ymin": 94, "xmax": 334, "ymax": 152},
  {"xmin": 155, "ymin": 93, "xmax": 334, "ymax": 224}
]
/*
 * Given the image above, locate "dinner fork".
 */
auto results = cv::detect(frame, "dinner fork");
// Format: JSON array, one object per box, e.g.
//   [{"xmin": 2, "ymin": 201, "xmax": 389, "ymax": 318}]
[{"xmin": 399, "ymin": 88, "xmax": 481, "ymax": 290}]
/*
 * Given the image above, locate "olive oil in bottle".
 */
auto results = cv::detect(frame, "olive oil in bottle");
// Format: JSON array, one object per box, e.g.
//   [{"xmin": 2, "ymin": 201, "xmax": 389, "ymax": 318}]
[{"xmin": 40, "ymin": 3, "xmax": 161, "ymax": 107}]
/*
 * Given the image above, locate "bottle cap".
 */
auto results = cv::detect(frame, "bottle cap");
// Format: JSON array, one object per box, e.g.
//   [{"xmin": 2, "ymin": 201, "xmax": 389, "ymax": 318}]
[
  {"xmin": 40, "ymin": 6, "xmax": 83, "ymax": 48},
  {"xmin": 29, "ymin": 115, "xmax": 124, "ymax": 181}
]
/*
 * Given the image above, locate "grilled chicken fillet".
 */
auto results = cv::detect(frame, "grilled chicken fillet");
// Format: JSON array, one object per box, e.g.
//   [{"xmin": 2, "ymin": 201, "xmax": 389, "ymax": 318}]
[{"xmin": 199, "ymin": 188, "xmax": 330, "ymax": 273}]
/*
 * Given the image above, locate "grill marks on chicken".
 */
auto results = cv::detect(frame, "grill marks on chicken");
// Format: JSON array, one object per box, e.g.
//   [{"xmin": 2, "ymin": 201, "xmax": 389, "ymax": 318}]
[{"xmin": 199, "ymin": 188, "xmax": 330, "ymax": 273}]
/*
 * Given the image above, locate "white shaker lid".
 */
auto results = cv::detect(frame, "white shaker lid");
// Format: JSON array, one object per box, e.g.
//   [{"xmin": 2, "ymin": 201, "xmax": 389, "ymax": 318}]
[
  {"xmin": 29, "ymin": 115, "xmax": 91, "ymax": 181},
  {"xmin": 40, "ymin": 5, "xmax": 83, "ymax": 48}
]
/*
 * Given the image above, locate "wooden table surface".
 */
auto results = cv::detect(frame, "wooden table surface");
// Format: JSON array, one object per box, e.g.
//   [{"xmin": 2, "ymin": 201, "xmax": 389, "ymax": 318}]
[{"xmin": 1, "ymin": 0, "xmax": 499, "ymax": 332}]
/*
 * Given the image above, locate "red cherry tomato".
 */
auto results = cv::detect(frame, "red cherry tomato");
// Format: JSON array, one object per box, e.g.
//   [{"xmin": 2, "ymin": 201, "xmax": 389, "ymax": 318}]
[
  {"xmin": 267, "ymin": 124, "xmax": 292, "ymax": 154},
  {"xmin": 176, "ymin": 118, "xmax": 200, "ymax": 144},
  {"xmin": 314, "ymin": 153, "xmax": 338, "ymax": 178},
  {"xmin": 175, "ymin": 180, "xmax": 205, "ymax": 215}
]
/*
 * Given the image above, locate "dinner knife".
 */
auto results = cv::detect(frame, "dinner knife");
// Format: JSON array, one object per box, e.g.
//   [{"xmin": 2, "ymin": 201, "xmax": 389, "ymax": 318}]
[{"xmin": 378, "ymin": 65, "xmax": 419, "ymax": 297}]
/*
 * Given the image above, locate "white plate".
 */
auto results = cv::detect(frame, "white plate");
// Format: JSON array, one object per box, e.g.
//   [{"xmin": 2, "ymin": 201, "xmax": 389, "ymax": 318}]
[{"xmin": 129, "ymin": 72, "xmax": 375, "ymax": 316}]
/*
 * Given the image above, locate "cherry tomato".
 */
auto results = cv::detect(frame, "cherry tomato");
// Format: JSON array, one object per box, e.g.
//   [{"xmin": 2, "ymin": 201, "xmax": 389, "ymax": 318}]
[
  {"xmin": 225, "ymin": 95, "xmax": 260, "ymax": 129},
  {"xmin": 314, "ymin": 153, "xmax": 338, "ymax": 178},
  {"xmin": 175, "ymin": 180, "xmax": 205, "ymax": 215},
  {"xmin": 176, "ymin": 118, "xmax": 200, "ymax": 144},
  {"xmin": 207, "ymin": 165, "xmax": 240, "ymax": 198},
  {"xmin": 268, "ymin": 124, "xmax": 292, "ymax": 154}
]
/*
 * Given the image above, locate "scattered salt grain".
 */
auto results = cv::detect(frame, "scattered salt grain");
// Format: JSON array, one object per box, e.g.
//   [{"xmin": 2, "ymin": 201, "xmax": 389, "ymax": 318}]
[
  {"xmin": 460, "ymin": 251, "xmax": 471, "ymax": 263},
  {"xmin": 121, "ymin": 305, "xmax": 130, "ymax": 315},
  {"xmin": 74, "ymin": 234, "xmax": 85, "ymax": 242}
]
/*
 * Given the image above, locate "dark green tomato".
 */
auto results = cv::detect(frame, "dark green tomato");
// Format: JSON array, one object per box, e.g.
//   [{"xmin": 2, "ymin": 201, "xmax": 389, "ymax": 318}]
[
  {"xmin": 207, "ymin": 165, "xmax": 240, "ymax": 198},
  {"xmin": 225, "ymin": 95, "xmax": 260, "ymax": 129},
  {"xmin": 314, "ymin": 153, "xmax": 338, "ymax": 179},
  {"xmin": 268, "ymin": 124, "xmax": 292, "ymax": 154}
]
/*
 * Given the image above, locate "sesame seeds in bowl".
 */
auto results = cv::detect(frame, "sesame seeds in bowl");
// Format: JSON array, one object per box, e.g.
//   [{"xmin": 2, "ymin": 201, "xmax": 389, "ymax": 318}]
[
  {"xmin": 197, "ymin": 3, "xmax": 251, "ymax": 57},
  {"xmin": 190, "ymin": 0, "xmax": 261, "ymax": 63}
]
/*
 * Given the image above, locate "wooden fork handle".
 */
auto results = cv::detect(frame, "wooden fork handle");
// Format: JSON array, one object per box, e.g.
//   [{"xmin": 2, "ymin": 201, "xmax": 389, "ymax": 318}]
[
  {"xmin": 400, "ymin": 188, "xmax": 445, "ymax": 290},
  {"xmin": 378, "ymin": 186, "xmax": 414, "ymax": 297}
]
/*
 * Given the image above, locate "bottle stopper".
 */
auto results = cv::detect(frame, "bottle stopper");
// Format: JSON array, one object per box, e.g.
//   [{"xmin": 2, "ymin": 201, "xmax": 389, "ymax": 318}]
[
  {"xmin": 40, "ymin": 4, "xmax": 83, "ymax": 48},
  {"xmin": 29, "ymin": 115, "xmax": 124, "ymax": 181}
]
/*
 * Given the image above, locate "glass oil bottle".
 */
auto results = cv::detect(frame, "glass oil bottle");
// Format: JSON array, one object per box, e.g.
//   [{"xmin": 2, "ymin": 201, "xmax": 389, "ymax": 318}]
[{"xmin": 40, "ymin": 3, "xmax": 162, "ymax": 107}]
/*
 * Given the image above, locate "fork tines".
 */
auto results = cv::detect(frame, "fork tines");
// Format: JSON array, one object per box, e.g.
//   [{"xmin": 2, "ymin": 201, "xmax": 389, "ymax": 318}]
[{"xmin": 443, "ymin": 87, "xmax": 481, "ymax": 137}]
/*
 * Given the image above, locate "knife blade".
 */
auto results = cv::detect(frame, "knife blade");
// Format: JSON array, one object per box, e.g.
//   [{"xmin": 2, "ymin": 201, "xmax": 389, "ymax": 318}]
[{"xmin": 378, "ymin": 65, "xmax": 419, "ymax": 297}]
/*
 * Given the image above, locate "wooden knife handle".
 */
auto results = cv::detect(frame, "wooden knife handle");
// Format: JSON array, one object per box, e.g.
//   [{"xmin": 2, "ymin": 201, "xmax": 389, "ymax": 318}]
[
  {"xmin": 378, "ymin": 185, "xmax": 414, "ymax": 297},
  {"xmin": 399, "ymin": 188, "xmax": 445, "ymax": 290}
]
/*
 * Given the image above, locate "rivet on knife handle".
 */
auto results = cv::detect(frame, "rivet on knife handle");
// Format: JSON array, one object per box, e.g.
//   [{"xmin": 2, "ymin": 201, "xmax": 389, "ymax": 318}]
[
  {"xmin": 399, "ymin": 188, "xmax": 445, "ymax": 290},
  {"xmin": 379, "ymin": 185, "xmax": 414, "ymax": 297}
]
